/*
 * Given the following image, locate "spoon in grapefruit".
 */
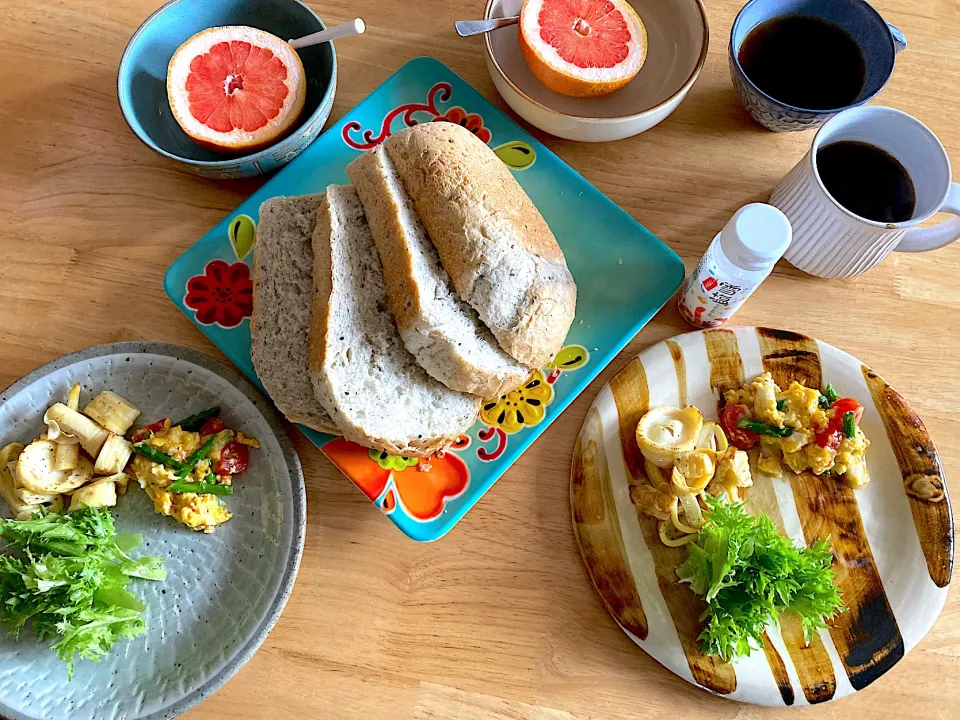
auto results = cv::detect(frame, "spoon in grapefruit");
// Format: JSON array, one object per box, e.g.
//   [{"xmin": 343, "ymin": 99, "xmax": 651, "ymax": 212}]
[{"xmin": 518, "ymin": 0, "xmax": 647, "ymax": 97}]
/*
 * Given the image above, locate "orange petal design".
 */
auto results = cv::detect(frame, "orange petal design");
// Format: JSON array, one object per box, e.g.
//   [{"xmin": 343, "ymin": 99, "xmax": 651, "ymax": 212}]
[
  {"xmin": 322, "ymin": 437, "xmax": 391, "ymax": 501},
  {"xmin": 392, "ymin": 453, "xmax": 469, "ymax": 521}
]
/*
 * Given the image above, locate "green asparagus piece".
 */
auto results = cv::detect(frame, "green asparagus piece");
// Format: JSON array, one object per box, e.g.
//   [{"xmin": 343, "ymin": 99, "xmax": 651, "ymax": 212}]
[
  {"xmin": 167, "ymin": 480, "xmax": 233, "ymax": 496},
  {"xmin": 174, "ymin": 406, "xmax": 220, "ymax": 432},
  {"xmin": 823, "ymin": 383, "xmax": 839, "ymax": 405},
  {"xmin": 176, "ymin": 435, "xmax": 218, "ymax": 480},
  {"xmin": 842, "ymin": 411, "xmax": 856, "ymax": 439},
  {"xmin": 736, "ymin": 417, "xmax": 794, "ymax": 438},
  {"xmin": 132, "ymin": 444, "xmax": 184, "ymax": 471}
]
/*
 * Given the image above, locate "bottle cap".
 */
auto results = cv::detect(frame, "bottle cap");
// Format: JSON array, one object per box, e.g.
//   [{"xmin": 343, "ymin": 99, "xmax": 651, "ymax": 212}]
[{"xmin": 719, "ymin": 203, "xmax": 792, "ymax": 272}]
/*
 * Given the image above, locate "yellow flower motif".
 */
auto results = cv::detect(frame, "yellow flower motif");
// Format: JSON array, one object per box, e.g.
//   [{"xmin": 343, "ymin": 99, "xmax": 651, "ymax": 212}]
[{"xmin": 480, "ymin": 370, "xmax": 555, "ymax": 433}]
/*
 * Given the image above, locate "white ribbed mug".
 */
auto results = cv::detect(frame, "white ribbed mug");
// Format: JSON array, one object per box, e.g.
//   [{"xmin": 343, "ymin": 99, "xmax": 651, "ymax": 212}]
[{"xmin": 770, "ymin": 106, "xmax": 960, "ymax": 278}]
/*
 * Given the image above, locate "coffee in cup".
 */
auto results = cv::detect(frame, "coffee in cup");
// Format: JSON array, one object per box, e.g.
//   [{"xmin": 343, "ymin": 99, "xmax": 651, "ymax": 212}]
[
  {"xmin": 770, "ymin": 106, "xmax": 960, "ymax": 278},
  {"xmin": 816, "ymin": 141, "xmax": 915, "ymax": 224},
  {"xmin": 729, "ymin": 0, "xmax": 907, "ymax": 131}
]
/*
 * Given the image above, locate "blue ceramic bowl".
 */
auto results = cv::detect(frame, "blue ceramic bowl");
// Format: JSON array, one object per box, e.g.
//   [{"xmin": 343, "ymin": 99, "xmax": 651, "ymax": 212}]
[
  {"xmin": 118, "ymin": 0, "xmax": 336, "ymax": 178},
  {"xmin": 729, "ymin": 0, "xmax": 906, "ymax": 132}
]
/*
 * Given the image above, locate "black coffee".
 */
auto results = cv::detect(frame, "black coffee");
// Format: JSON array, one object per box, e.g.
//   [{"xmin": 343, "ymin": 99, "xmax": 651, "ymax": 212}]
[
  {"xmin": 738, "ymin": 15, "xmax": 866, "ymax": 110},
  {"xmin": 816, "ymin": 141, "xmax": 916, "ymax": 223}
]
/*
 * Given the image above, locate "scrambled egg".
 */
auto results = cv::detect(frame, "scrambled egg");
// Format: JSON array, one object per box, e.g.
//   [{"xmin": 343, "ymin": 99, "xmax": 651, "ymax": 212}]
[
  {"xmin": 131, "ymin": 424, "xmax": 232, "ymax": 533},
  {"xmin": 724, "ymin": 373, "xmax": 870, "ymax": 488}
]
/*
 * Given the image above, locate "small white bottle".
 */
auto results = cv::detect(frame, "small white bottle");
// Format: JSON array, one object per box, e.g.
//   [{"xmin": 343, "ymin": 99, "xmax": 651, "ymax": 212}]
[{"xmin": 678, "ymin": 203, "xmax": 792, "ymax": 328}]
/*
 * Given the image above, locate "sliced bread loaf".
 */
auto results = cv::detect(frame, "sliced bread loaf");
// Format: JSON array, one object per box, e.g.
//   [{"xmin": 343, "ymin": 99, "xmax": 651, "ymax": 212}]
[
  {"xmin": 308, "ymin": 184, "xmax": 480, "ymax": 456},
  {"xmin": 346, "ymin": 146, "xmax": 530, "ymax": 398},
  {"xmin": 383, "ymin": 122, "xmax": 577, "ymax": 368},
  {"xmin": 251, "ymin": 195, "xmax": 340, "ymax": 435}
]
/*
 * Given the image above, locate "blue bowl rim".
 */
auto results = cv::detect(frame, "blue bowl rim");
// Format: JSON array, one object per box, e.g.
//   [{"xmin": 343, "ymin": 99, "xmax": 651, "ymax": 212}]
[
  {"xmin": 728, "ymin": 0, "xmax": 897, "ymax": 115},
  {"xmin": 116, "ymin": 0, "xmax": 337, "ymax": 168}
]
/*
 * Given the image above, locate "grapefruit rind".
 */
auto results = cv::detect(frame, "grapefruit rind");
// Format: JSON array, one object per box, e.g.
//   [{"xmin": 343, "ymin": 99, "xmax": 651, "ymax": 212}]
[
  {"xmin": 167, "ymin": 26, "xmax": 307, "ymax": 153},
  {"xmin": 519, "ymin": 0, "xmax": 647, "ymax": 98}
]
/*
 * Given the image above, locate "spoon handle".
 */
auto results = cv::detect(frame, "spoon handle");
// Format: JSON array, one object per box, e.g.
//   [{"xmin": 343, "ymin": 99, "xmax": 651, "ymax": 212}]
[
  {"xmin": 455, "ymin": 16, "xmax": 520, "ymax": 37},
  {"xmin": 289, "ymin": 18, "xmax": 365, "ymax": 49}
]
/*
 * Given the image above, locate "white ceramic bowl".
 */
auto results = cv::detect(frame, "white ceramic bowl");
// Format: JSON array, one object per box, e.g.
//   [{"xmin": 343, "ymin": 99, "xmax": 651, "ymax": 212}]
[{"xmin": 484, "ymin": 0, "xmax": 709, "ymax": 142}]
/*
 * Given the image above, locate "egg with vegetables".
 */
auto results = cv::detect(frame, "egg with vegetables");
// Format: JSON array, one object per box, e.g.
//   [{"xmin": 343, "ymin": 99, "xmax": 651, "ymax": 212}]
[
  {"xmin": 129, "ymin": 407, "xmax": 258, "ymax": 533},
  {"xmin": 720, "ymin": 373, "xmax": 869, "ymax": 488}
]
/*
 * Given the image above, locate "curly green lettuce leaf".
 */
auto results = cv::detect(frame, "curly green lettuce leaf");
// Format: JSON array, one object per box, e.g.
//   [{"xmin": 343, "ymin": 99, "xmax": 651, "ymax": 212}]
[
  {"xmin": 677, "ymin": 496, "xmax": 844, "ymax": 662},
  {"xmin": 0, "ymin": 507, "xmax": 165, "ymax": 678}
]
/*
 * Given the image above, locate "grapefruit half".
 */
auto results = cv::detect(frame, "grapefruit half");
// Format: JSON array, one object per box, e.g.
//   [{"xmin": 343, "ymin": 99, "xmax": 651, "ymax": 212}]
[
  {"xmin": 519, "ymin": 0, "xmax": 647, "ymax": 98},
  {"xmin": 167, "ymin": 26, "xmax": 307, "ymax": 154}
]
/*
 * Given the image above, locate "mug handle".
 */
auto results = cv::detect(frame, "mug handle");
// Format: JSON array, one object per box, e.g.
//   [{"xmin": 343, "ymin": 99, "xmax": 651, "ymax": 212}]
[
  {"xmin": 897, "ymin": 183, "xmax": 960, "ymax": 253},
  {"xmin": 888, "ymin": 23, "xmax": 907, "ymax": 53}
]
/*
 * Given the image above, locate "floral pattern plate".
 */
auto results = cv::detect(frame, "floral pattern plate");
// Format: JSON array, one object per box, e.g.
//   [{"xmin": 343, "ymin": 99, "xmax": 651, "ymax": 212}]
[{"xmin": 165, "ymin": 57, "xmax": 685, "ymax": 541}]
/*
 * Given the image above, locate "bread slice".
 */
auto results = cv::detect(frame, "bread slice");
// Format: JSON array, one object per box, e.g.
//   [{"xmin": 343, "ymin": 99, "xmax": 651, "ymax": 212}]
[
  {"xmin": 308, "ymin": 184, "xmax": 480, "ymax": 456},
  {"xmin": 251, "ymin": 195, "xmax": 340, "ymax": 435},
  {"xmin": 383, "ymin": 122, "xmax": 577, "ymax": 368},
  {"xmin": 346, "ymin": 147, "xmax": 530, "ymax": 398}
]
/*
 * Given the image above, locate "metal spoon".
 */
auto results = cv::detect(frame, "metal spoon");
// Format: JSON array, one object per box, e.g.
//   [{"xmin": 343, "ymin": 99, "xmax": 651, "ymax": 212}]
[{"xmin": 455, "ymin": 17, "xmax": 519, "ymax": 37}]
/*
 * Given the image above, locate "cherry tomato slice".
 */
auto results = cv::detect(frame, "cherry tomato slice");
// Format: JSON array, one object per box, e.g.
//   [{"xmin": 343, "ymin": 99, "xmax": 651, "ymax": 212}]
[
  {"xmin": 214, "ymin": 440, "xmax": 249, "ymax": 475},
  {"xmin": 815, "ymin": 427, "xmax": 844, "ymax": 450},
  {"xmin": 830, "ymin": 398, "xmax": 863, "ymax": 424},
  {"xmin": 815, "ymin": 397, "xmax": 863, "ymax": 448},
  {"xmin": 720, "ymin": 404, "xmax": 759, "ymax": 450},
  {"xmin": 199, "ymin": 417, "xmax": 227, "ymax": 436},
  {"xmin": 131, "ymin": 419, "xmax": 168, "ymax": 443}
]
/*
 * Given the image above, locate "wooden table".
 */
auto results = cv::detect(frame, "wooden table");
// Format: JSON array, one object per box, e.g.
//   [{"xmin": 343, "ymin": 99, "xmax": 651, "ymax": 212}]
[{"xmin": 2, "ymin": 0, "xmax": 958, "ymax": 717}]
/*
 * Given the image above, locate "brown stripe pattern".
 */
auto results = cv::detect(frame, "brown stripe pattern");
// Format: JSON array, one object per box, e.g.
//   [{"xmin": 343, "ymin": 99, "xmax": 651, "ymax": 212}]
[
  {"xmin": 704, "ymin": 329, "xmax": 745, "ymax": 395},
  {"xmin": 665, "ymin": 339, "xmax": 687, "ymax": 407},
  {"xmin": 757, "ymin": 328, "xmax": 904, "ymax": 691},
  {"xmin": 571, "ymin": 407, "xmax": 649, "ymax": 641},
  {"xmin": 610, "ymin": 359, "xmax": 737, "ymax": 695},
  {"xmin": 712, "ymin": 331, "xmax": 834, "ymax": 704},
  {"xmin": 862, "ymin": 366, "xmax": 954, "ymax": 588},
  {"xmin": 744, "ymin": 465, "xmax": 835, "ymax": 704},
  {"xmin": 761, "ymin": 631, "xmax": 795, "ymax": 706}
]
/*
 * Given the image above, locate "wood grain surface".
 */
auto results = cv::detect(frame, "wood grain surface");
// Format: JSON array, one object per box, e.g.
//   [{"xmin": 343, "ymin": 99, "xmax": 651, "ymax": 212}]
[{"xmin": 1, "ymin": 0, "xmax": 958, "ymax": 717}]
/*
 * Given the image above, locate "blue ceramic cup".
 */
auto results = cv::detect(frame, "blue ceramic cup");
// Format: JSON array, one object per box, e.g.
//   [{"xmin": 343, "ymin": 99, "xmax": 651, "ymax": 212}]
[
  {"xmin": 729, "ymin": 0, "xmax": 906, "ymax": 132},
  {"xmin": 118, "ymin": 0, "xmax": 336, "ymax": 178}
]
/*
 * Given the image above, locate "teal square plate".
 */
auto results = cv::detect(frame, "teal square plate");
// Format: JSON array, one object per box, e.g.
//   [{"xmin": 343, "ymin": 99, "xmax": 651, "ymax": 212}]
[{"xmin": 165, "ymin": 57, "xmax": 684, "ymax": 541}]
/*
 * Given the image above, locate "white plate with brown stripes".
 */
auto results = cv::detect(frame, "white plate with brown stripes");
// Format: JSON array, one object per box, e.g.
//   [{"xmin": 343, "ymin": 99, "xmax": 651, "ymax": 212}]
[{"xmin": 571, "ymin": 326, "xmax": 952, "ymax": 707}]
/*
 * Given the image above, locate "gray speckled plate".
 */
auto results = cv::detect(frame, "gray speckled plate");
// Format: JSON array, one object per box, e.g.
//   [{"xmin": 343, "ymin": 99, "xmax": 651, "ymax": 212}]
[{"xmin": 0, "ymin": 343, "xmax": 306, "ymax": 720}]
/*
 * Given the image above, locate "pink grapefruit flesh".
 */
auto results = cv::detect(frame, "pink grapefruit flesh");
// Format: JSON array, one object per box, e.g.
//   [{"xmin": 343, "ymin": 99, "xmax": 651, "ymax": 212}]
[
  {"xmin": 519, "ymin": 0, "xmax": 647, "ymax": 97},
  {"xmin": 167, "ymin": 26, "xmax": 307, "ymax": 153}
]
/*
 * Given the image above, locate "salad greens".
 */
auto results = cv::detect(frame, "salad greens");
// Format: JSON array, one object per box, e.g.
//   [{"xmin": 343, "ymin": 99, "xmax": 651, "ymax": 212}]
[
  {"xmin": 0, "ymin": 507, "xmax": 165, "ymax": 678},
  {"xmin": 676, "ymin": 496, "xmax": 844, "ymax": 662}
]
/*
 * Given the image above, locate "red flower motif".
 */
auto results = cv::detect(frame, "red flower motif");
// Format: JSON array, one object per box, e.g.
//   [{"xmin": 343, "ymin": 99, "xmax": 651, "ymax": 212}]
[
  {"xmin": 433, "ymin": 107, "xmax": 492, "ymax": 144},
  {"xmin": 184, "ymin": 260, "xmax": 253, "ymax": 328}
]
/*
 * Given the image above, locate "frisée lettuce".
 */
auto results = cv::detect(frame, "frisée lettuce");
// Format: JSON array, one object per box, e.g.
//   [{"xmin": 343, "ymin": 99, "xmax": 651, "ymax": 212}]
[
  {"xmin": 0, "ymin": 507, "xmax": 165, "ymax": 678},
  {"xmin": 676, "ymin": 496, "xmax": 844, "ymax": 662}
]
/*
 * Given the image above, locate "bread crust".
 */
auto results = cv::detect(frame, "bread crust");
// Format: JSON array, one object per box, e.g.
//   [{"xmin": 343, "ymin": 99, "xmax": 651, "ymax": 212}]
[
  {"xmin": 251, "ymin": 195, "xmax": 341, "ymax": 435},
  {"xmin": 383, "ymin": 122, "xmax": 577, "ymax": 368},
  {"xmin": 347, "ymin": 148, "xmax": 529, "ymax": 397},
  {"xmin": 307, "ymin": 185, "xmax": 479, "ymax": 457}
]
